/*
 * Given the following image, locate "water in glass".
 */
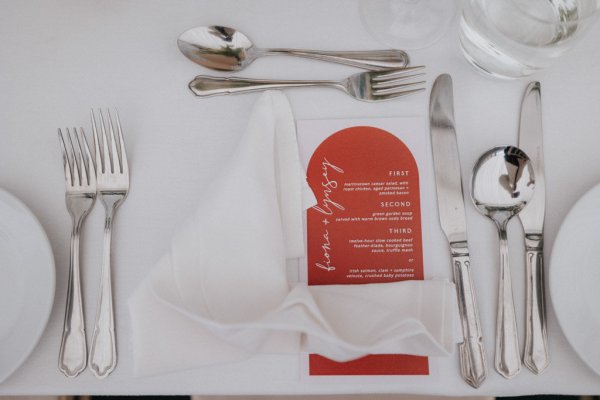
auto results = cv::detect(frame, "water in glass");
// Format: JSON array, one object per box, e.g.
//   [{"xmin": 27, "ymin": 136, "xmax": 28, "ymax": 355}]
[{"xmin": 460, "ymin": 0, "xmax": 600, "ymax": 78}]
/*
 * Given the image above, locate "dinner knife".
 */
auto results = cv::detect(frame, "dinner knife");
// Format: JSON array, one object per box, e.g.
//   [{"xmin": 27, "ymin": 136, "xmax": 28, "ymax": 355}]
[
  {"xmin": 430, "ymin": 74, "xmax": 487, "ymax": 388},
  {"xmin": 518, "ymin": 81, "xmax": 550, "ymax": 374}
]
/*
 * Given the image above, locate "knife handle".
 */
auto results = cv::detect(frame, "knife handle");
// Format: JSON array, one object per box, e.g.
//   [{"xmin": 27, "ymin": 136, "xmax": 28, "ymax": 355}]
[
  {"xmin": 452, "ymin": 253, "xmax": 487, "ymax": 388},
  {"xmin": 524, "ymin": 248, "xmax": 550, "ymax": 373}
]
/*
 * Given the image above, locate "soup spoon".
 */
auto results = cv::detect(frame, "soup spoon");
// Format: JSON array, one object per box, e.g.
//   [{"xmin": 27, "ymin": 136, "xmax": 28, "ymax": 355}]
[
  {"xmin": 177, "ymin": 25, "xmax": 409, "ymax": 71},
  {"xmin": 471, "ymin": 146, "xmax": 535, "ymax": 379}
]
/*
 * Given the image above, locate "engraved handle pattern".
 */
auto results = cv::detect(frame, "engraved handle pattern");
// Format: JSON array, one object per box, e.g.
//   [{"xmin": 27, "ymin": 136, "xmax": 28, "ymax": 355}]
[
  {"xmin": 58, "ymin": 223, "xmax": 87, "ymax": 377},
  {"xmin": 495, "ymin": 227, "xmax": 521, "ymax": 378},
  {"xmin": 189, "ymin": 76, "xmax": 339, "ymax": 97},
  {"xmin": 524, "ymin": 248, "xmax": 549, "ymax": 373},
  {"xmin": 89, "ymin": 206, "xmax": 117, "ymax": 378},
  {"xmin": 266, "ymin": 48, "xmax": 409, "ymax": 70},
  {"xmin": 453, "ymin": 254, "xmax": 487, "ymax": 388}
]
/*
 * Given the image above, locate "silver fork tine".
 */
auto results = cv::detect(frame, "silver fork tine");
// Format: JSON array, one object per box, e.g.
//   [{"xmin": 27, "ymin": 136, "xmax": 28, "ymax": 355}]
[
  {"xmin": 98, "ymin": 109, "xmax": 112, "ymax": 174},
  {"xmin": 91, "ymin": 110, "xmax": 103, "ymax": 174},
  {"xmin": 372, "ymin": 73, "xmax": 426, "ymax": 89},
  {"xmin": 114, "ymin": 109, "xmax": 128, "ymax": 176},
  {"xmin": 73, "ymin": 128, "xmax": 88, "ymax": 187},
  {"xmin": 58, "ymin": 128, "xmax": 73, "ymax": 188},
  {"xmin": 373, "ymin": 80, "xmax": 427, "ymax": 95},
  {"xmin": 372, "ymin": 66, "xmax": 426, "ymax": 80},
  {"xmin": 66, "ymin": 128, "xmax": 81, "ymax": 187},
  {"xmin": 375, "ymin": 87, "xmax": 426, "ymax": 101},
  {"xmin": 106, "ymin": 109, "xmax": 121, "ymax": 174},
  {"xmin": 80, "ymin": 127, "xmax": 95, "ymax": 182}
]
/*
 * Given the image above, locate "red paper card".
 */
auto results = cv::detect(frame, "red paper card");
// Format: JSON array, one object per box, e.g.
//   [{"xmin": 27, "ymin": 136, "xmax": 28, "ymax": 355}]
[{"xmin": 305, "ymin": 125, "xmax": 428, "ymax": 376}]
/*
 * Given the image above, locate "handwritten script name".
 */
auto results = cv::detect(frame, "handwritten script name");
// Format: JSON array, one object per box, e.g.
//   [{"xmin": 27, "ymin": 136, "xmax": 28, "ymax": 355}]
[
  {"xmin": 312, "ymin": 158, "xmax": 344, "ymax": 272},
  {"xmin": 312, "ymin": 158, "xmax": 345, "ymax": 216}
]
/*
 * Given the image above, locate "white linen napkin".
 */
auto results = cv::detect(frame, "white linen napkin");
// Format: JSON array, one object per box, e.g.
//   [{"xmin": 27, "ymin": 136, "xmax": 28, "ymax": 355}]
[{"xmin": 129, "ymin": 91, "xmax": 459, "ymax": 376}]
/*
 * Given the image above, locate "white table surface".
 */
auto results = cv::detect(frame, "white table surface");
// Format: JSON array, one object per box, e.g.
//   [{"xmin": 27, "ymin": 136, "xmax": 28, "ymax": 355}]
[{"xmin": 1, "ymin": 0, "xmax": 600, "ymax": 396}]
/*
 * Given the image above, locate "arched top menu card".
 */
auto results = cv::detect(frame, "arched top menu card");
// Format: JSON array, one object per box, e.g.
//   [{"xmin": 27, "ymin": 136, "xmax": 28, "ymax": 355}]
[{"xmin": 302, "ymin": 121, "xmax": 428, "ymax": 376}]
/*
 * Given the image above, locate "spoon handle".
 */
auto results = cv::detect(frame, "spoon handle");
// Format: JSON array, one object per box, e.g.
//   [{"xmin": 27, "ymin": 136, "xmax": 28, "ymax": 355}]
[
  {"xmin": 265, "ymin": 48, "xmax": 409, "ymax": 70},
  {"xmin": 188, "ymin": 76, "xmax": 341, "ymax": 97},
  {"xmin": 495, "ymin": 226, "xmax": 521, "ymax": 378}
]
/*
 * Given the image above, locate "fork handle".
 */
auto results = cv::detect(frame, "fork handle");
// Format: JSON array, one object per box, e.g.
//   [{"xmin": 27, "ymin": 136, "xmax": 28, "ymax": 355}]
[
  {"xmin": 89, "ymin": 206, "xmax": 118, "ymax": 378},
  {"xmin": 189, "ymin": 76, "xmax": 341, "ymax": 97},
  {"xmin": 58, "ymin": 222, "xmax": 87, "ymax": 377},
  {"xmin": 264, "ymin": 48, "xmax": 409, "ymax": 70}
]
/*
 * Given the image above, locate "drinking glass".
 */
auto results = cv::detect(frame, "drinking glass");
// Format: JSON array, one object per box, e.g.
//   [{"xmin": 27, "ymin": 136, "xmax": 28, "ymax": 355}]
[
  {"xmin": 360, "ymin": 0, "xmax": 457, "ymax": 50},
  {"xmin": 460, "ymin": 0, "xmax": 600, "ymax": 79}
]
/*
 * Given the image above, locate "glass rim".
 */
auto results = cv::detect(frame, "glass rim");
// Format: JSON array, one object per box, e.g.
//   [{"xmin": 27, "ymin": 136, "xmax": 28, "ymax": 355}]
[{"xmin": 489, "ymin": 0, "xmax": 600, "ymax": 26}]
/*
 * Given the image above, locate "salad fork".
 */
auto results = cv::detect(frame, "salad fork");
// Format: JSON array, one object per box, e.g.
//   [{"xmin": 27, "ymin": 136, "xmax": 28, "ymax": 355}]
[
  {"xmin": 58, "ymin": 127, "xmax": 96, "ymax": 377},
  {"xmin": 89, "ymin": 109, "xmax": 129, "ymax": 378},
  {"xmin": 188, "ymin": 66, "xmax": 426, "ymax": 101}
]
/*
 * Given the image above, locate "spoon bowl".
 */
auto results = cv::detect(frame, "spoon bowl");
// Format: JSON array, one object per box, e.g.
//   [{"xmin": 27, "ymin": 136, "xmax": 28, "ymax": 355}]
[
  {"xmin": 471, "ymin": 145, "xmax": 535, "ymax": 379},
  {"xmin": 177, "ymin": 25, "xmax": 410, "ymax": 71},
  {"xmin": 178, "ymin": 26, "xmax": 255, "ymax": 71},
  {"xmin": 472, "ymin": 146, "xmax": 535, "ymax": 222}
]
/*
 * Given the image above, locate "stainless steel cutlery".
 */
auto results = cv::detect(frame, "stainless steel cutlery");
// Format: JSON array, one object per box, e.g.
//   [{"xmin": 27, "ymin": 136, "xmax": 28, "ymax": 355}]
[
  {"xmin": 431, "ymin": 75, "xmax": 549, "ymax": 384},
  {"xmin": 471, "ymin": 146, "xmax": 535, "ymax": 379},
  {"xmin": 58, "ymin": 127, "xmax": 96, "ymax": 378},
  {"xmin": 55, "ymin": 78, "xmax": 547, "ymax": 385},
  {"xmin": 180, "ymin": 26, "xmax": 424, "ymax": 102},
  {"xmin": 189, "ymin": 66, "xmax": 426, "ymax": 101},
  {"xmin": 429, "ymin": 74, "xmax": 487, "ymax": 388},
  {"xmin": 518, "ymin": 82, "xmax": 549, "ymax": 374},
  {"xmin": 58, "ymin": 109, "xmax": 129, "ymax": 378},
  {"xmin": 178, "ymin": 25, "xmax": 410, "ymax": 71},
  {"xmin": 89, "ymin": 109, "xmax": 129, "ymax": 378}
]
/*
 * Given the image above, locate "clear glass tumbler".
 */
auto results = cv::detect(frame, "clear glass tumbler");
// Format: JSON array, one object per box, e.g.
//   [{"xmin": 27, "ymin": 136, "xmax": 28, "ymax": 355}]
[
  {"xmin": 460, "ymin": 0, "xmax": 600, "ymax": 78},
  {"xmin": 360, "ymin": 0, "xmax": 457, "ymax": 50}
]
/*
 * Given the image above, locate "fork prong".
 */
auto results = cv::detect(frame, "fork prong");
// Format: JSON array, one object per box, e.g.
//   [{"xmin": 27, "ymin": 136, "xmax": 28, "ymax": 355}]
[
  {"xmin": 98, "ymin": 109, "xmax": 112, "ymax": 174},
  {"xmin": 58, "ymin": 128, "xmax": 73, "ymax": 187},
  {"xmin": 91, "ymin": 109, "xmax": 103, "ymax": 174},
  {"xmin": 371, "ymin": 74, "xmax": 425, "ymax": 89},
  {"xmin": 114, "ymin": 109, "xmax": 128, "ymax": 176},
  {"xmin": 73, "ymin": 127, "xmax": 88, "ymax": 186},
  {"xmin": 372, "ymin": 80, "xmax": 427, "ymax": 96},
  {"xmin": 106, "ymin": 109, "xmax": 121, "ymax": 174},
  {"xmin": 66, "ymin": 128, "xmax": 81, "ymax": 186},
  {"xmin": 372, "ymin": 66, "xmax": 426, "ymax": 81},
  {"xmin": 80, "ymin": 127, "xmax": 96, "ymax": 182},
  {"xmin": 372, "ymin": 73, "xmax": 426, "ymax": 89},
  {"xmin": 373, "ymin": 87, "xmax": 426, "ymax": 101}
]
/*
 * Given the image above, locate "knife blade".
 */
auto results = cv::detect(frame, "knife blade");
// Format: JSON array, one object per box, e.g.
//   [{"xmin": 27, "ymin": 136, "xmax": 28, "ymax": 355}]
[
  {"xmin": 518, "ymin": 81, "xmax": 549, "ymax": 374},
  {"xmin": 430, "ymin": 74, "xmax": 487, "ymax": 388}
]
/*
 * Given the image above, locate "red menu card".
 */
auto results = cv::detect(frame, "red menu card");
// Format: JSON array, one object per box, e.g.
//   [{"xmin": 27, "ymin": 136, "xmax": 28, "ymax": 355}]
[{"xmin": 304, "ymin": 124, "xmax": 428, "ymax": 376}]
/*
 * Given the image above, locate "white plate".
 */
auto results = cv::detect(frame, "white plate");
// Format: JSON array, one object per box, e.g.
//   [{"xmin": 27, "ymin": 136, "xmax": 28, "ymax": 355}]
[
  {"xmin": 0, "ymin": 188, "xmax": 55, "ymax": 382},
  {"xmin": 551, "ymin": 182, "xmax": 600, "ymax": 375}
]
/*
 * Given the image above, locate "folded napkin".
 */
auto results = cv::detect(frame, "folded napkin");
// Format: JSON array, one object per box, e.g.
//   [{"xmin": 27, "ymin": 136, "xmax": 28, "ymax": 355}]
[{"xmin": 129, "ymin": 91, "xmax": 459, "ymax": 376}]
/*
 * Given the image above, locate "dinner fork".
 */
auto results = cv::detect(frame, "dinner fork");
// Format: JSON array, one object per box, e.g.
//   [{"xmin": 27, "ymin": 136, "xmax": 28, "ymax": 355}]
[
  {"xmin": 89, "ymin": 109, "xmax": 129, "ymax": 378},
  {"xmin": 58, "ymin": 127, "xmax": 96, "ymax": 378},
  {"xmin": 188, "ymin": 66, "xmax": 426, "ymax": 101}
]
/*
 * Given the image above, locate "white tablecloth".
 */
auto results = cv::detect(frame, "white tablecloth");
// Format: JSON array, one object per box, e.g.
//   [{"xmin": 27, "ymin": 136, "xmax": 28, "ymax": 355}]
[{"xmin": 1, "ymin": 0, "xmax": 600, "ymax": 396}]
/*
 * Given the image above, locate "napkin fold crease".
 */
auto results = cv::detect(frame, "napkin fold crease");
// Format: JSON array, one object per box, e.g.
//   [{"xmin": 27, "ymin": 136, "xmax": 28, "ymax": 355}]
[{"xmin": 129, "ymin": 91, "xmax": 459, "ymax": 376}]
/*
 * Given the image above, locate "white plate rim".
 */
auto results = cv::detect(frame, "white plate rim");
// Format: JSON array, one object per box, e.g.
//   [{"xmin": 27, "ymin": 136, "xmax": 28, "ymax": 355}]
[
  {"xmin": 550, "ymin": 182, "xmax": 600, "ymax": 376},
  {"xmin": 0, "ymin": 188, "xmax": 55, "ymax": 383}
]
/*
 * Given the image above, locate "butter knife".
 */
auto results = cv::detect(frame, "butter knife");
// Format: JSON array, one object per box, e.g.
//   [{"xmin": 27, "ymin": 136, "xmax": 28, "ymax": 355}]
[
  {"xmin": 518, "ymin": 81, "xmax": 550, "ymax": 374},
  {"xmin": 430, "ymin": 74, "xmax": 487, "ymax": 388}
]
